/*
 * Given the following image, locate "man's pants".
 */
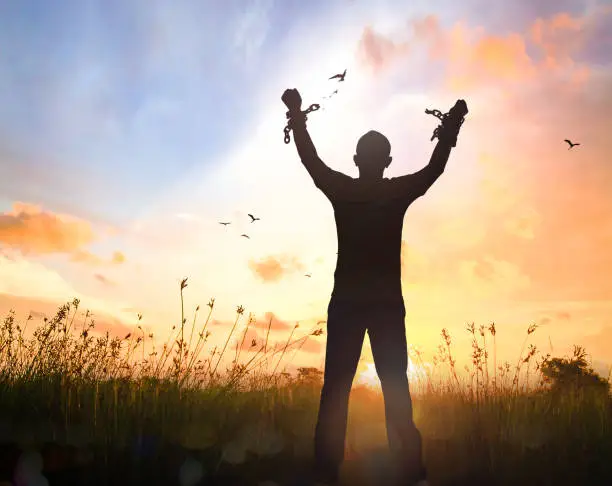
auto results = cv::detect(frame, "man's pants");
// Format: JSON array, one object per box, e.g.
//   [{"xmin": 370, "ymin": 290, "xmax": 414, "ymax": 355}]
[{"xmin": 313, "ymin": 300, "xmax": 427, "ymax": 484}]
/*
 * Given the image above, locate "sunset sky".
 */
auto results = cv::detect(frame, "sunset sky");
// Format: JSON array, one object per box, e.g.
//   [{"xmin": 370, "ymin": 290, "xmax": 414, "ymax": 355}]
[{"xmin": 1, "ymin": 0, "xmax": 611, "ymax": 383}]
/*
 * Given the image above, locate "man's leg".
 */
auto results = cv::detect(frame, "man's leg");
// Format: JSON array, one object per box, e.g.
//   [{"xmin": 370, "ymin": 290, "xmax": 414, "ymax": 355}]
[
  {"xmin": 368, "ymin": 306, "xmax": 426, "ymax": 485},
  {"xmin": 314, "ymin": 301, "xmax": 367, "ymax": 483}
]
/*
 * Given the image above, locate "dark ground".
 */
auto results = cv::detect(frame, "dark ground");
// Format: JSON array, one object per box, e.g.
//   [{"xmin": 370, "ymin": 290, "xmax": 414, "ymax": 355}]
[{"xmin": 1, "ymin": 436, "xmax": 611, "ymax": 486}]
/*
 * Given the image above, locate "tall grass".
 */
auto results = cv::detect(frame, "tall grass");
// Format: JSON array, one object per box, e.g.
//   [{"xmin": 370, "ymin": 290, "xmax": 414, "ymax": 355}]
[{"xmin": 0, "ymin": 279, "xmax": 610, "ymax": 485}]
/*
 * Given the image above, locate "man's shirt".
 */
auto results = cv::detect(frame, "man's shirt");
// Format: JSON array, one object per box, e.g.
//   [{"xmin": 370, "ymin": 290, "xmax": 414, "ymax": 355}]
[{"xmin": 313, "ymin": 170, "xmax": 438, "ymax": 306}]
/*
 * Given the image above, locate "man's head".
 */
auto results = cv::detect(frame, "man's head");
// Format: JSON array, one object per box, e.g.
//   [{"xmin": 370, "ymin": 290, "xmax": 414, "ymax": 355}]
[{"xmin": 353, "ymin": 130, "xmax": 392, "ymax": 179}]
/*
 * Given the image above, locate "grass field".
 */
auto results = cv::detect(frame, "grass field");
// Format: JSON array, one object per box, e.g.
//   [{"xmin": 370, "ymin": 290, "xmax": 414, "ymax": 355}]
[{"xmin": 0, "ymin": 287, "xmax": 610, "ymax": 486}]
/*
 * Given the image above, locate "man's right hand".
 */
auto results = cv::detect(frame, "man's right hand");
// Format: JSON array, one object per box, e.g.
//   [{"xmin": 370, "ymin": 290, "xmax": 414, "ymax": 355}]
[{"xmin": 282, "ymin": 88, "xmax": 302, "ymax": 113}]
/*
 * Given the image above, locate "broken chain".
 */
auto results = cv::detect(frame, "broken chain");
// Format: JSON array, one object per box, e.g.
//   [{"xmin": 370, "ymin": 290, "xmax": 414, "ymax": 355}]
[
  {"xmin": 283, "ymin": 103, "xmax": 320, "ymax": 144},
  {"xmin": 425, "ymin": 100, "xmax": 468, "ymax": 142}
]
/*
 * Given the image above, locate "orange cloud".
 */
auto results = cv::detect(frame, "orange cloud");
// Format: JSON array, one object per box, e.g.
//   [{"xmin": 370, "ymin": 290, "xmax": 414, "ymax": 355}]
[
  {"xmin": 248, "ymin": 255, "xmax": 304, "ymax": 282},
  {"xmin": 433, "ymin": 17, "xmax": 550, "ymax": 90},
  {"xmin": 209, "ymin": 313, "xmax": 294, "ymax": 333},
  {"xmin": 530, "ymin": 12, "xmax": 585, "ymax": 67},
  {"xmin": 252, "ymin": 312, "xmax": 293, "ymax": 331},
  {"xmin": 90, "ymin": 316, "xmax": 134, "ymax": 339},
  {"xmin": 208, "ymin": 312, "xmax": 299, "ymax": 353},
  {"xmin": 232, "ymin": 328, "xmax": 264, "ymax": 352},
  {"xmin": 268, "ymin": 334, "xmax": 323, "ymax": 355},
  {"xmin": 0, "ymin": 202, "xmax": 125, "ymax": 266},
  {"xmin": 0, "ymin": 293, "xmax": 133, "ymax": 339},
  {"xmin": 357, "ymin": 25, "xmax": 410, "ymax": 73},
  {"xmin": 532, "ymin": 309, "xmax": 574, "ymax": 329},
  {"xmin": 463, "ymin": 32, "xmax": 535, "ymax": 81},
  {"xmin": 0, "ymin": 202, "xmax": 94, "ymax": 255},
  {"xmin": 411, "ymin": 15, "xmax": 444, "ymax": 52},
  {"xmin": 356, "ymin": 9, "xmax": 606, "ymax": 92},
  {"xmin": 299, "ymin": 337, "xmax": 324, "ymax": 354}
]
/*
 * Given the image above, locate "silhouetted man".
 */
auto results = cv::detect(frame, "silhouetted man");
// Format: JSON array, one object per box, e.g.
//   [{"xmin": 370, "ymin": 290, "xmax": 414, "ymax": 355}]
[{"xmin": 282, "ymin": 88, "xmax": 466, "ymax": 486}]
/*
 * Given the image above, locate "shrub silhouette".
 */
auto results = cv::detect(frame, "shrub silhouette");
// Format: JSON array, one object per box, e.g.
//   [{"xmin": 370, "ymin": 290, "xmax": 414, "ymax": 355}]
[
  {"xmin": 296, "ymin": 366, "xmax": 323, "ymax": 386},
  {"xmin": 539, "ymin": 345, "xmax": 609, "ymax": 394}
]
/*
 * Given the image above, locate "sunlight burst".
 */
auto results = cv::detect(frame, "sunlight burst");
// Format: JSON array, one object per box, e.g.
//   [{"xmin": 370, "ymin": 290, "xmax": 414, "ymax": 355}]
[{"xmin": 357, "ymin": 357, "xmax": 423, "ymax": 390}]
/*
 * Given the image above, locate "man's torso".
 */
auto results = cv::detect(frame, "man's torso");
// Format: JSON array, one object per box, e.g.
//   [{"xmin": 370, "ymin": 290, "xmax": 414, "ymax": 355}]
[{"xmin": 327, "ymin": 179, "xmax": 411, "ymax": 306}]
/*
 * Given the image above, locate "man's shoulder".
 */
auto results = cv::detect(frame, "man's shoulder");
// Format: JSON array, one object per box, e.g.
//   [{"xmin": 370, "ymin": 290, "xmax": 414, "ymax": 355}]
[{"xmin": 321, "ymin": 173, "xmax": 356, "ymax": 198}]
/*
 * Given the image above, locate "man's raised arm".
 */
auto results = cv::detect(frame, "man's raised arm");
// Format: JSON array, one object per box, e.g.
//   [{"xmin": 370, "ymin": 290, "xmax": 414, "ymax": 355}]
[
  {"xmin": 389, "ymin": 100, "xmax": 467, "ymax": 201},
  {"xmin": 290, "ymin": 117, "xmax": 335, "ymax": 189},
  {"xmin": 388, "ymin": 138, "xmax": 453, "ymax": 200},
  {"xmin": 283, "ymin": 88, "xmax": 349, "ymax": 197}
]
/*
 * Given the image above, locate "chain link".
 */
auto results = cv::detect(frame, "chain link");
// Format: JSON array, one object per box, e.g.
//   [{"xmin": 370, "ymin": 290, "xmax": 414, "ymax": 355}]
[
  {"xmin": 283, "ymin": 103, "xmax": 321, "ymax": 144},
  {"xmin": 425, "ymin": 104, "xmax": 467, "ymax": 142}
]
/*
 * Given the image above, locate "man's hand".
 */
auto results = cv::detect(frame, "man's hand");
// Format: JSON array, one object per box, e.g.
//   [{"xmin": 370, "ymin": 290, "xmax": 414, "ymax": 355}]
[
  {"xmin": 436, "ymin": 99, "xmax": 468, "ymax": 147},
  {"xmin": 282, "ymin": 88, "xmax": 302, "ymax": 114},
  {"xmin": 451, "ymin": 99, "xmax": 468, "ymax": 118}
]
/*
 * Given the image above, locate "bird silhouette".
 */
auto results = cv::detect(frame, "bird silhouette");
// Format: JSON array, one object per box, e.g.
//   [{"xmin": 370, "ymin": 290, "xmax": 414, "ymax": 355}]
[
  {"xmin": 564, "ymin": 139, "xmax": 580, "ymax": 149},
  {"xmin": 305, "ymin": 273, "xmax": 312, "ymax": 278},
  {"xmin": 219, "ymin": 222, "xmax": 231, "ymax": 226},
  {"xmin": 241, "ymin": 234, "xmax": 250, "ymax": 239},
  {"xmin": 248, "ymin": 213, "xmax": 260, "ymax": 223},
  {"xmin": 329, "ymin": 69, "xmax": 347, "ymax": 82}
]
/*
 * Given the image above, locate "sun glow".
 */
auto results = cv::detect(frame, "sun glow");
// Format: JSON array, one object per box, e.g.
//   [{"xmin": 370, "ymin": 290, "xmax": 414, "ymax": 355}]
[{"xmin": 357, "ymin": 357, "xmax": 424, "ymax": 390}]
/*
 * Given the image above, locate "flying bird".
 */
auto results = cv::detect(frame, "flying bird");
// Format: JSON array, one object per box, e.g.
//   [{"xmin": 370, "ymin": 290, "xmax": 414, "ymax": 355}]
[
  {"xmin": 564, "ymin": 139, "xmax": 580, "ymax": 149},
  {"xmin": 329, "ymin": 69, "xmax": 347, "ymax": 82},
  {"xmin": 248, "ymin": 213, "xmax": 260, "ymax": 223},
  {"xmin": 305, "ymin": 273, "xmax": 312, "ymax": 278},
  {"xmin": 241, "ymin": 234, "xmax": 250, "ymax": 239},
  {"xmin": 219, "ymin": 222, "xmax": 231, "ymax": 226}
]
